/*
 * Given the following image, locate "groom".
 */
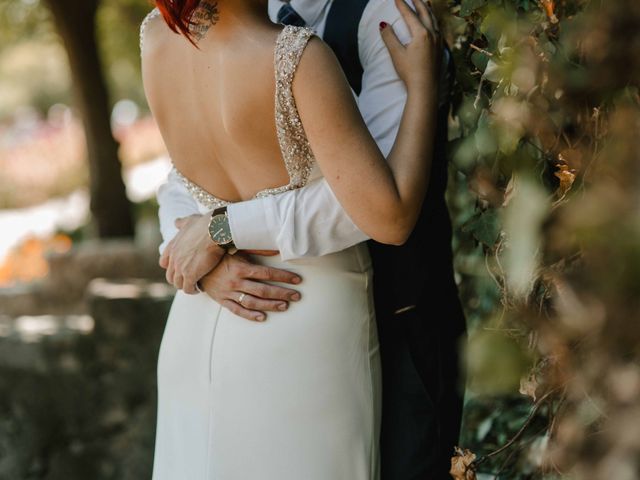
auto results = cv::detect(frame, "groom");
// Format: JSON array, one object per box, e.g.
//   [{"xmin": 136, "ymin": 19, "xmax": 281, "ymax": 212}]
[{"xmin": 157, "ymin": 0, "xmax": 466, "ymax": 478}]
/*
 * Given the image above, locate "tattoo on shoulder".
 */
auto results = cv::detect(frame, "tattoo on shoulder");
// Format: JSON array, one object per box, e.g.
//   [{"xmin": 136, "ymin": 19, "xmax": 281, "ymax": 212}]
[{"xmin": 190, "ymin": 1, "xmax": 220, "ymax": 41}]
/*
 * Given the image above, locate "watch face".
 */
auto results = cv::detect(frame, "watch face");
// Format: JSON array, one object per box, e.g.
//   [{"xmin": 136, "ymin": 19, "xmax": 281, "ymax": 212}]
[{"xmin": 209, "ymin": 214, "xmax": 233, "ymax": 245}]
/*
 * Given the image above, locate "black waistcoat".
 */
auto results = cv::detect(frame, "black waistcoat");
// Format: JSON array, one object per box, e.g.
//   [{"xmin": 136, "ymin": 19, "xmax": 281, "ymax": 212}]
[{"xmin": 323, "ymin": 1, "xmax": 464, "ymax": 329}]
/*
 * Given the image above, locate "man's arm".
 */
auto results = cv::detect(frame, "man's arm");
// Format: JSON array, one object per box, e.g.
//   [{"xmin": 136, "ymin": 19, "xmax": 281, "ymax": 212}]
[
  {"xmin": 358, "ymin": 0, "xmax": 411, "ymax": 159},
  {"xmin": 156, "ymin": 161, "xmax": 367, "ymax": 262},
  {"xmin": 156, "ymin": 166, "xmax": 201, "ymax": 256},
  {"xmin": 227, "ymin": 176, "xmax": 368, "ymax": 260}
]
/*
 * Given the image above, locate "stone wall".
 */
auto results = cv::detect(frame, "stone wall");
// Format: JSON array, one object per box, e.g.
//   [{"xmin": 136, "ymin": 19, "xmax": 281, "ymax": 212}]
[{"xmin": 0, "ymin": 241, "xmax": 175, "ymax": 480}]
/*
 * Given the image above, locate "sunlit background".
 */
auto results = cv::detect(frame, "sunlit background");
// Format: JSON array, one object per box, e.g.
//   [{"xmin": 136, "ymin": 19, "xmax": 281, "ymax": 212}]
[
  {"xmin": 1, "ymin": 0, "xmax": 639, "ymax": 479},
  {"xmin": 0, "ymin": 0, "xmax": 170, "ymax": 286}
]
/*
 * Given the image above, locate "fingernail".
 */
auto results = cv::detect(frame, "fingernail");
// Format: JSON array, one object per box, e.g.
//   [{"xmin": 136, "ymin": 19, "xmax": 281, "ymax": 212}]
[
  {"xmin": 256, "ymin": 314, "xmax": 266, "ymax": 322},
  {"xmin": 292, "ymin": 276, "xmax": 302, "ymax": 284},
  {"xmin": 278, "ymin": 303, "xmax": 288, "ymax": 311},
  {"xmin": 379, "ymin": 21, "xmax": 388, "ymax": 30},
  {"xmin": 290, "ymin": 293, "xmax": 301, "ymax": 301}
]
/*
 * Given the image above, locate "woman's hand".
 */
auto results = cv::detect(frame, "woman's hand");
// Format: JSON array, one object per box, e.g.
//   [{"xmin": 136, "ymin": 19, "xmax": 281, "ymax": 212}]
[{"xmin": 380, "ymin": 0, "xmax": 441, "ymax": 91}]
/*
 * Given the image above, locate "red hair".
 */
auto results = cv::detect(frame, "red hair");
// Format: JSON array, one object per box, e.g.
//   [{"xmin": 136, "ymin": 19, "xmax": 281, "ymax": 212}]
[{"xmin": 155, "ymin": 0, "xmax": 201, "ymax": 47}]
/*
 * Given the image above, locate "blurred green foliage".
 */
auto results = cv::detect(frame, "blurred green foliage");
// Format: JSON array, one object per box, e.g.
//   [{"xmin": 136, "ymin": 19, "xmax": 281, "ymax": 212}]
[
  {"xmin": 0, "ymin": 0, "xmax": 153, "ymax": 120},
  {"xmin": 444, "ymin": 0, "xmax": 640, "ymax": 478}
]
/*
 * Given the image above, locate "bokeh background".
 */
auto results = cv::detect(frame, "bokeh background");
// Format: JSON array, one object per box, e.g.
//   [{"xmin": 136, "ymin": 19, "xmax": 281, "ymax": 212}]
[{"xmin": 0, "ymin": 0, "xmax": 638, "ymax": 479}]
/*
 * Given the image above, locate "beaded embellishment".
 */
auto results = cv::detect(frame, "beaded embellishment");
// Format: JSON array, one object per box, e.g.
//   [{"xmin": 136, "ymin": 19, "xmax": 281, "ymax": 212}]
[
  {"xmin": 139, "ymin": 8, "xmax": 160, "ymax": 56},
  {"xmin": 270, "ymin": 25, "xmax": 317, "ymax": 195},
  {"xmin": 140, "ymin": 15, "xmax": 317, "ymax": 208},
  {"xmin": 172, "ymin": 168, "xmax": 231, "ymax": 210}
]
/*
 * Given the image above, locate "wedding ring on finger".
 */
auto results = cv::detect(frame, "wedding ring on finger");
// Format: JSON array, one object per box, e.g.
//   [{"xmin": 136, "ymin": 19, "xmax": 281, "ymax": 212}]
[{"xmin": 237, "ymin": 292, "xmax": 247, "ymax": 306}]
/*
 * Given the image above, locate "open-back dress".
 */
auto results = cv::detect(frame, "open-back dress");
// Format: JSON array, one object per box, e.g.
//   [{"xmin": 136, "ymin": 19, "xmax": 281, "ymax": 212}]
[{"xmin": 140, "ymin": 11, "xmax": 381, "ymax": 479}]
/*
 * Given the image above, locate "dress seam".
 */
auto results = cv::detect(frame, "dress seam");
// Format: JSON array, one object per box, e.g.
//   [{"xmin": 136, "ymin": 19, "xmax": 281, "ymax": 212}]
[
  {"xmin": 364, "ymin": 266, "xmax": 377, "ymax": 478},
  {"xmin": 205, "ymin": 303, "xmax": 224, "ymax": 478}
]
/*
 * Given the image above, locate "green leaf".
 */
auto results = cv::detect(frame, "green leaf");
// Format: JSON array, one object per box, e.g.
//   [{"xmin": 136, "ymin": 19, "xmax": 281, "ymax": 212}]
[
  {"xmin": 463, "ymin": 209, "xmax": 501, "ymax": 247},
  {"xmin": 460, "ymin": 0, "xmax": 487, "ymax": 17},
  {"xmin": 471, "ymin": 50, "xmax": 490, "ymax": 72}
]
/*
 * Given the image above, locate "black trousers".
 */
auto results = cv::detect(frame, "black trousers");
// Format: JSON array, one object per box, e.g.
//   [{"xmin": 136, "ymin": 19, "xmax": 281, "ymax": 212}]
[{"xmin": 378, "ymin": 301, "xmax": 466, "ymax": 480}]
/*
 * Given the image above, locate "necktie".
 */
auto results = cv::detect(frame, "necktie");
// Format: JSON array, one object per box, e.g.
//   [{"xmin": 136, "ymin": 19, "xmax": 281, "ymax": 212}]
[{"xmin": 277, "ymin": 2, "xmax": 307, "ymax": 27}]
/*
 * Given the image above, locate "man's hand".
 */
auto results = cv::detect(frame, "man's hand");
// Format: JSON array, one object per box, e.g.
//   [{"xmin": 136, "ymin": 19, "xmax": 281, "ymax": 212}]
[
  {"xmin": 159, "ymin": 214, "xmax": 225, "ymax": 294},
  {"xmin": 199, "ymin": 253, "xmax": 302, "ymax": 322}
]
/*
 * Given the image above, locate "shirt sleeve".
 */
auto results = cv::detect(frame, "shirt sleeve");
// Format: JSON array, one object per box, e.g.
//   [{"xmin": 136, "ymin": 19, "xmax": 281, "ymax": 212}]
[
  {"xmin": 156, "ymin": 167, "xmax": 202, "ymax": 256},
  {"xmin": 228, "ymin": 177, "xmax": 368, "ymax": 260},
  {"xmin": 357, "ymin": 0, "xmax": 413, "ymax": 158},
  {"xmin": 358, "ymin": 0, "xmax": 452, "ymax": 150}
]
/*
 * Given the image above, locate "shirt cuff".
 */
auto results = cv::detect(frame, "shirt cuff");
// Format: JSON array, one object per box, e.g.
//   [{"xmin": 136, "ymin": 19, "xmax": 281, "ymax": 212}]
[{"xmin": 227, "ymin": 198, "xmax": 279, "ymax": 251}]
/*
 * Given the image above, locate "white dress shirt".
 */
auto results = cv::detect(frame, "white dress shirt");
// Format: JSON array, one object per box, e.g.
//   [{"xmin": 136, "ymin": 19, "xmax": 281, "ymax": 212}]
[{"xmin": 157, "ymin": 0, "xmax": 445, "ymax": 259}]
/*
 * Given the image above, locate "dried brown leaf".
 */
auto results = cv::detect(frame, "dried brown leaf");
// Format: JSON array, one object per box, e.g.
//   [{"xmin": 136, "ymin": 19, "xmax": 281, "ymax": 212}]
[
  {"xmin": 450, "ymin": 446, "xmax": 477, "ymax": 480},
  {"xmin": 520, "ymin": 372, "xmax": 540, "ymax": 401},
  {"xmin": 554, "ymin": 163, "xmax": 576, "ymax": 198},
  {"xmin": 469, "ymin": 167, "xmax": 502, "ymax": 206},
  {"xmin": 540, "ymin": 0, "xmax": 559, "ymax": 24},
  {"xmin": 558, "ymin": 148, "xmax": 583, "ymax": 173},
  {"xmin": 502, "ymin": 174, "xmax": 517, "ymax": 207}
]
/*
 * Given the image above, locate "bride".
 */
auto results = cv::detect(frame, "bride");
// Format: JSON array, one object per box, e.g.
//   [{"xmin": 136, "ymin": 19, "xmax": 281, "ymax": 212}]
[{"xmin": 139, "ymin": 0, "xmax": 440, "ymax": 478}]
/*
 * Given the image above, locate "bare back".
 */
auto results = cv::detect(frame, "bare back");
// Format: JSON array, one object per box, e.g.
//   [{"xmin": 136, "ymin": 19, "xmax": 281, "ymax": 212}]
[{"xmin": 140, "ymin": 9, "xmax": 310, "ymax": 203}]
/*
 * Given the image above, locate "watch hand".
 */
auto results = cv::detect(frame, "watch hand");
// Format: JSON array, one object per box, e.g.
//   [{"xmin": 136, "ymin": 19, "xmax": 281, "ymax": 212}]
[{"xmin": 214, "ymin": 228, "xmax": 224, "ymax": 236}]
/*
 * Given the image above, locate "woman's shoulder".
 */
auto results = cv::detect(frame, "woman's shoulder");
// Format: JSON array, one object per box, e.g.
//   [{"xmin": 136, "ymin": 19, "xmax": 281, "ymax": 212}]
[
  {"xmin": 294, "ymin": 30, "xmax": 336, "ymax": 68},
  {"xmin": 291, "ymin": 30, "xmax": 352, "ymax": 102}
]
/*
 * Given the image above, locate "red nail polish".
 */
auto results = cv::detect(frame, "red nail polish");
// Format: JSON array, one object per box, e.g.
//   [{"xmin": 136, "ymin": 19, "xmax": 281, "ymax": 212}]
[{"xmin": 379, "ymin": 21, "xmax": 388, "ymax": 30}]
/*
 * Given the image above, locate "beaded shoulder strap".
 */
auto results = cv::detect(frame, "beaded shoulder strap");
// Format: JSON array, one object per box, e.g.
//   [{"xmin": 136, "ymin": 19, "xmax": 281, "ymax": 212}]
[
  {"xmin": 272, "ymin": 25, "xmax": 316, "ymax": 192},
  {"xmin": 139, "ymin": 8, "xmax": 161, "ymax": 56}
]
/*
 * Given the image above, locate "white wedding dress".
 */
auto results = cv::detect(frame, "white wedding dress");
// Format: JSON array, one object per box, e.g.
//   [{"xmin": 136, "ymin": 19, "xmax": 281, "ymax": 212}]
[{"xmin": 141, "ymin": 11, "xmax": 381, "ymax": 480}]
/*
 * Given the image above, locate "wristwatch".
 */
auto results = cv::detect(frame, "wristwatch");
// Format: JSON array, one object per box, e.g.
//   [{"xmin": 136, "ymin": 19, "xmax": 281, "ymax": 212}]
[{"xmin": 207, "ymin": 206, "xmax": 238, "ymax": 254}]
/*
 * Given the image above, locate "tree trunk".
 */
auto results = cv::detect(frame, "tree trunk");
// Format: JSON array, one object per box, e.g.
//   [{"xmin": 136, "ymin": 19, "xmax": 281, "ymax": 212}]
[{"xmin": 43, "ymin": 0, "xmax": 135, "ymax": 238}]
